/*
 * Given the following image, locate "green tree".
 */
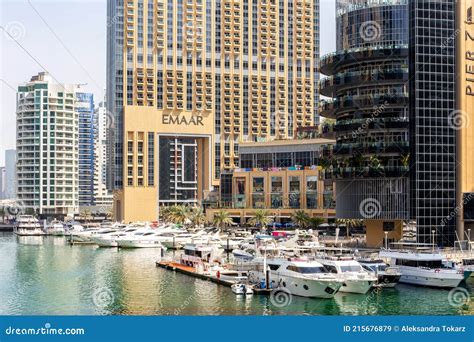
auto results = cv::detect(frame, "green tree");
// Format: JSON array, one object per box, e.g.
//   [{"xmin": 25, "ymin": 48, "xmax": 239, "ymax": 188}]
[
  {"xmin": 213, "ymin": 210, "xmax": 234, "ymax": 230},
  {"xmin": 248, "ymin": 209, "xmax": 272, "ymax": 228},
  {"xmin": 307, "ymin": 216, "xmax": 325, "ymax": 230},
  {"xmin": 292, "ymin": 210, "xmax": 310, "ymax": 228},
  {"xmin": 189, "ymin": 207, "xmax": 207, "ymax": 227}
]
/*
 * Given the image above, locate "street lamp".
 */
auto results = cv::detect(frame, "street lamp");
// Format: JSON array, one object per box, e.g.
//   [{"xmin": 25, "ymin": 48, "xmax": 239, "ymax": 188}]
[{"xmin": 384, "ymin": 231, "xmax": 388, "ymax": 249}]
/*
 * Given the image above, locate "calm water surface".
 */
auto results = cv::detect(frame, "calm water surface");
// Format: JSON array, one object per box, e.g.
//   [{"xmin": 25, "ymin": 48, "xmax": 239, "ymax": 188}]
[{"xmin": 0, "ymin": 233, "xmax": 472, "ymax": 316}]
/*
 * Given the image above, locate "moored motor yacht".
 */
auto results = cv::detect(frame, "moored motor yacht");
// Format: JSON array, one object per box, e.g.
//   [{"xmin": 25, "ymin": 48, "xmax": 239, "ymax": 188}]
[
  {"xmin": 161, "ymin": 233, "xmax": 196, "ymax": 249},
  {"xmin": 116, "ymin": 230, "xmax": 167, "ymax": 249},
  {"xmin": 14, "ymin": 215, "xmax": 44, "ymax": 236},
  {"xmin": 358, "ymin": 259, "xmax": 401, "ymax": 287},
  {"xmin": 47, "ymin": 220, "xmax": 65, "ymax": 236},
  {"xmin": 379, "ymin": 249, "xmax": 464, "ymax": 288},
  {"xmin": 315, "ymin": 256, "xmax": 377, "ymax": 294},
  {"xmin": 91, "ymin": 227, "xmax": 141, "ymax": 247},
  {"xmin": 69, "ymin": 228, "xmax": 116, "ymax": 244},
  {"xmin": 248, "ymin": 257, "xmax": 343, "ymax": 298}
]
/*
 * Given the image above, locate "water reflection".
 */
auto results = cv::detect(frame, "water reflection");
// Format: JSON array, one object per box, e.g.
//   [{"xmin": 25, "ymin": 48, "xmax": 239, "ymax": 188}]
[{"xmin": 0, "ymin": 234, "xmax": 473, "ymax": 316}]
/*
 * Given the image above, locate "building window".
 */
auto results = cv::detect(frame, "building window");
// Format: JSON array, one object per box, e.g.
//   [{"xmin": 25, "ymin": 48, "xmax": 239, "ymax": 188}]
[
  {"xmin": 289, "ymin": 176, "xmax": 300, "ymax": 208},
  {"xmin": 148, "ymin": 133, "xmax": 154, "ymax": 186}
]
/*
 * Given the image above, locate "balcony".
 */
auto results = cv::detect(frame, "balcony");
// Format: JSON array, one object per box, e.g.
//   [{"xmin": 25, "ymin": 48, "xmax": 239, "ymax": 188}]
[{"xmin": 320, "ymin": 45, "xmax": 409, "ymax": 76}]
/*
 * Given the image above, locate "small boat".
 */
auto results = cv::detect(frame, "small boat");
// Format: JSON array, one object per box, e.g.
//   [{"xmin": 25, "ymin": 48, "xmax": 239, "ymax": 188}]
[
  {"xmin": 358, "ymin": 259, "xmax": 401, "ymax": 288},
  {"xmin": 231, "ymin": 283, "xmax": 253, "ymax": 295},
  {"xmin": 232, "ymin": 248, "xmax": 255, "ymax": 261},
  {"xmin": 14, "ymin": 215, "xmax": 44, "ymax": 236}
]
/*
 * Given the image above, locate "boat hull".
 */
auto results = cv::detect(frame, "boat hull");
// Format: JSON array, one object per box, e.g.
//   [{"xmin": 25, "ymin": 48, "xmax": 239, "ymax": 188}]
[
  {"xmin": 376, "ymin": 274, "xmax": 401, "ymax": 288},
  {"xmin": 14, "ymin": 229, "xmax": 45, "ymax": 236},
  {"xmin": 250, "ymin": 271, "xmax": 342, "ymax": 298},
  {"xmin": 339, "ymin": 279, "xmax": 374, "ymax": 294},
  {"xmin": 118, "ymin": 240, "xmax": 165, "ymax": 249}
]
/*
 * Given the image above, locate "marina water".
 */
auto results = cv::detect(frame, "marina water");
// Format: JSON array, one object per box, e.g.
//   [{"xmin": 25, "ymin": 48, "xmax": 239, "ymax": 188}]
[{"xmin": 0, "ymin": 233, "xmax": 472, "ymax": 316}]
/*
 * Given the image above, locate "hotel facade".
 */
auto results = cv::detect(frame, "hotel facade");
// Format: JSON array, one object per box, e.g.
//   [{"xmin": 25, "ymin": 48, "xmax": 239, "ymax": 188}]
[
  {"xmin": 107, "ymin": 0, "xmax": 321, "ymax": 222},
  {"xmin": 206, "ymin": 138, "xmax": 336, "ymax": 223}
]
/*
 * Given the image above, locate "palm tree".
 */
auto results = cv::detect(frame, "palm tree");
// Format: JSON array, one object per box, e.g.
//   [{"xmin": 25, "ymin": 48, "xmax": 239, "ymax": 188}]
[
  {"xmin": 80, "ymin": 208, "xmax": 92, "ymax": 223},
  {"xmin": 213, "ymin": 210, "xmax": 233, "ymax": 230},
  {"xmin": 292, "ymin": 210, "xmax": 310, "ymax": 228},
  {"xmin": 336, "ymin": 218, "xmax": 363, "ymax": 238},
  {"xmin": 248, "ymin": 209, "xmax": 272, "ymax": 229},
  {"xmin": 189, "ymin": 207, "xmax": 206, "ymax": 227},
  {"xmin": 169, "ymin": 205, "xmax": 189, "ymax": 225},
  {"xmin": 307, "ymin": 216, "xmax": 325, "ymax": 230}
]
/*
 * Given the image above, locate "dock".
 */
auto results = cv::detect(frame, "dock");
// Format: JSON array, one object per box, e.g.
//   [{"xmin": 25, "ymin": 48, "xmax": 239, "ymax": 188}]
[
  {"xmin": 0, "ymin": 224, "xmax": 14, "ymax": 232},
  {"xmin": 156, "ymin": 261, "xmax": 273, "ymax": 295}
]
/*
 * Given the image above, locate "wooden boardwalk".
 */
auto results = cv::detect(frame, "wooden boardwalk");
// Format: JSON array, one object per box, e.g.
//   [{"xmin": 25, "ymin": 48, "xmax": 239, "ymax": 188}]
[{"xmin": 156, "ymin": 261, "xmax": 273, "ymax": 295}]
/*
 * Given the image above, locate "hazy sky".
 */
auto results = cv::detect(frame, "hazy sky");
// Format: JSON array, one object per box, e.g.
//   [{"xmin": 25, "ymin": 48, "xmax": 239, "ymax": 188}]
[{"xmin": 0, "ymin": 0, "xmax": 336, "ymax": 166}]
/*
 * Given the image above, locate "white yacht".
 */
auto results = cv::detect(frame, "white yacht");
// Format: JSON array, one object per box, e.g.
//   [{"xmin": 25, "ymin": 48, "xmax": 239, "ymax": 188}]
[
  {"xmin": 117, "ymin": 230, "xmax": 167, "ymax": 249},
  {"xmin": 248, "ymin": 257, "xmax": 343, "ymax": 298},
  {"xmin": 379, "ymin": 249, "xmax": 464, "ymax": 288},
  {"xmin": 69, "ymin": 228, "xmax": 116, "ymax": 244},
  {"xmin": 14, "ymin": 215, "xmax": 44, "ymax": 236},
  {"xmin": 91, "ymin": 227, "xmax": 141, "ymax": 247},
  {"xmin": 47, "ymin": 220, "xmax": 65, "ymax": 236},
  {"xmin": 161, "ymin": 233, "xmax": 196, "ymax": 249},
  {"xmin": 315, "ymin": 256, "xmax": 377, "ymax": 294},
  {"xmin": 358, "ymin": 259, "xmax": 401, "ymax": 288}
]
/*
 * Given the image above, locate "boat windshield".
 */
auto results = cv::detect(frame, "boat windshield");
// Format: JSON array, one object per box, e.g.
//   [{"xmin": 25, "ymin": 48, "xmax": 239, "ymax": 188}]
[
  {"xmin": 287, "ymin": 265, "xmax": 327, "ymax": 274},
  {"xmin": 340, "ymin": 265, "xmax": 362, "ymax": 272}
]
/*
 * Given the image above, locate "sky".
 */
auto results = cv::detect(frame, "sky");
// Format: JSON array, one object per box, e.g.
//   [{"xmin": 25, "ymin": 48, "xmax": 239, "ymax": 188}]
[{"xmin": 0, "ymin": 0, "xmax": 336, "ymax": 166}]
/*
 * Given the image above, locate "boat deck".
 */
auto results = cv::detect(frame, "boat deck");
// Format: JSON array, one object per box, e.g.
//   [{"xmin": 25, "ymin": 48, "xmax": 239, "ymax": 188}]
[{"xmin": 156, "ymin": 261, "xmax": 273, "ymax": 295}]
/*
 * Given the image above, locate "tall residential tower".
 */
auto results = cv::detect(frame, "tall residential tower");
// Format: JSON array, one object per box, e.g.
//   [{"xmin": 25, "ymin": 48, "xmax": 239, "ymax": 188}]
[{"xmin": 16, "ymin": 72, "xmax": 79, "ymax": 215}]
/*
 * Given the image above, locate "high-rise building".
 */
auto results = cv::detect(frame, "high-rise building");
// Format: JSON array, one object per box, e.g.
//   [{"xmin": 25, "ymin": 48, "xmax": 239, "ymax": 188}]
[
  {"xmin": 77, "ymin": 92, "xmax": 97, "ymax": 206},
  {"xmin": 4, "ymin": 149, "xmax": 16, "ymax": 199},
  {"xmin": 107, "ymin": 0, "xmax": 321, "ymax": 221},
  {"xmin": 320, "ymin": 0, "xmax": 410, "ymax": 246},
  {"xmin": 322, "ymin": 0, "xmax": 462, "ymax": 247},
  {"xmin": 94, "ymin": 99, "xmax": 113, "ymax": 208},
  {"xmin": 16, "ymin": 72, "xmax": 79, "ymax": 215},
  {"xmin": 0, "ymin": 167, "xmax": 5, "ymax": 200},
  {"xmin": 409, "ymin": 0, "xmax": 457, "ymax": 246}
]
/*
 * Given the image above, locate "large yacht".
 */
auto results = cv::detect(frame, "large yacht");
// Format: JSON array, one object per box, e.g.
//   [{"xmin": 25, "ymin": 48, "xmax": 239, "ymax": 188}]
[
  {"xmin": 315, "ymin": 256, "xmax": 377, "ymax": 294},
  {"xmin": 248, "ymin": 257, "xmax": 343, "ymax": 298},
  {"xmin": 117, "ymin": 230, "xmax": 167, "ymax": 249},
  {"xmin": 91, "ymin": 226, "xmax": 144, "ymax": 247},
  {"xmin": 379, "ymin": 250, "xmax": 464, "ymax": 288},
  {"xmin": 14, "ymin": 215, "xmax": 44, "ymax": 236}
]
